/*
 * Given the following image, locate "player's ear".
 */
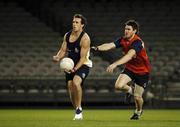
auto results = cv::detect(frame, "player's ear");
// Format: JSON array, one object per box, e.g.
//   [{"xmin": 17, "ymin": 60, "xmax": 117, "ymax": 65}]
[{"xmin": 81, "ymin": 24, "xmax": 84, "ymax": 28}]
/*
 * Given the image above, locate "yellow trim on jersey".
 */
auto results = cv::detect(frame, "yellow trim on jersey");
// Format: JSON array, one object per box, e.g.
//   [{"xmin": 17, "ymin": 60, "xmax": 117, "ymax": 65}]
[{"xmin": 83, "ymin": 50, "xmax": 92, "ymax": 67}]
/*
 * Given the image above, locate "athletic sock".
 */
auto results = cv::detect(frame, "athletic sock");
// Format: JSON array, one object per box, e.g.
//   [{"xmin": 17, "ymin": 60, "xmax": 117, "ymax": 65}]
[
  {"xmin": 76, "ymin": 107, "xmax": 82, "ymax": 114},
  {"xmin": 135, "ymin": 109, "xmax": 142, "ymax": 115}
]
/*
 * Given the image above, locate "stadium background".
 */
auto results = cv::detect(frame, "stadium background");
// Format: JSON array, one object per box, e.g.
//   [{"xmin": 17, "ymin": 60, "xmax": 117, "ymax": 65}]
[{"xmin": 0, "ymin": 0, "xmax": 180, "ymax": 109}]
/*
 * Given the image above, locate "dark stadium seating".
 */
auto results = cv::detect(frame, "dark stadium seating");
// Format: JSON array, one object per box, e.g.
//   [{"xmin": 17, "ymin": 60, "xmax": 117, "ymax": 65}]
[{"xmin": 0, "ymin": 0, "xmax": 180, "ymax": 107}]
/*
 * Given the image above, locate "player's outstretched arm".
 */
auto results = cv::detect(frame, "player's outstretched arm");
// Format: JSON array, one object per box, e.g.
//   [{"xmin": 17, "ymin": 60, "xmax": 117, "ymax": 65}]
[{"xmin": 91, "ymin": 42, "xmax": 116, "ymax": 51}]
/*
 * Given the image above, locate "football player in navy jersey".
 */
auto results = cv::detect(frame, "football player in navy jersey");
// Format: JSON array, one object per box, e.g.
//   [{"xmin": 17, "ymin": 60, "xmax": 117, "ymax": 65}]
[{"xmin": 53, "ymin": 14, "xmax": 92, "ymax": 120}]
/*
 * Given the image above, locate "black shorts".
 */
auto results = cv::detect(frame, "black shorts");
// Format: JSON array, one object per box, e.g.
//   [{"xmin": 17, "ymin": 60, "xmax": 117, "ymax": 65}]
[
  {"xmin": 122, "ymin": 68, "xmax": 149, "ymax": 88},
  {"xmin": 65, "ymin": 65, "xmax": 90, "ymax": 84}
]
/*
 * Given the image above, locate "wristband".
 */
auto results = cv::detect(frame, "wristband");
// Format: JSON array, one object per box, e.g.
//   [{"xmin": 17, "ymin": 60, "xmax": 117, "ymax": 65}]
[{"xmin": 73, "ymin": 67, "xmax": 77, "ymax": 72}]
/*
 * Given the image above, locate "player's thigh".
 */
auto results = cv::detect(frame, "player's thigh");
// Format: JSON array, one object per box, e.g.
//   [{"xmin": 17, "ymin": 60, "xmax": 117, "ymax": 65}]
[
  {"xmin": 73, "ymin": 65, "xmax": 90, "ymax": 86},
  {"xmin": 115, "ymin": 74, "xmax": 132, "ymax": 88},
  {"xmin": 134, "ymin": 84, "xmax": 144, "ymax": 97},
  {"xmin": 134, "ymin": 73, "xmax": 149, "ymax": 88}
]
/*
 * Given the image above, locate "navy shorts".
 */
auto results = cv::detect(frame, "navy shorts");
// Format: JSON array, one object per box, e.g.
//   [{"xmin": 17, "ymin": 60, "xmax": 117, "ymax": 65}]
[
  {"xmin": 122, "ymin": 68, "xmax": 149, "ymax": 88},
  {"xmin": 65, "ymin": 65, "xmax": 90, "ymax": 84}
]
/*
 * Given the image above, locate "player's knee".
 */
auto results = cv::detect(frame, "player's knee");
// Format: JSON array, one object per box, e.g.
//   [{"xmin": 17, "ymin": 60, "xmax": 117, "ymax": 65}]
[
  {"xmin": 115, "ymin": 83, "xmax": 124, "ymax": 90},
  {"xmin": 134, "ymin": 95, "xmax": 142, "ymax": 101}
]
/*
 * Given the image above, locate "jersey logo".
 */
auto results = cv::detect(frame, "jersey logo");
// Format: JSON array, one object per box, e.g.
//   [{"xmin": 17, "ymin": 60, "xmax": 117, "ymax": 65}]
[
  {"xmin": 82, "ymin": 73, "xmax": 86, "ymax": 79},
  {"xmin": 75, "ymin": 48, "xmax": 79, "ymax": 53},
  {"xmin": 143, "ymin": 82, "xmax": 147, "ymax": 88}
]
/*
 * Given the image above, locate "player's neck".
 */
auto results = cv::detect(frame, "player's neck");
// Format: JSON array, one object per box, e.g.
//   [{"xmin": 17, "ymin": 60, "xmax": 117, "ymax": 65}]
[
  {"xmin": 128, "ymin": 34, "xmax": 135, "ymax": 41},
  {"xmin": 72, "ymin": 29, "xmax": 83, "ymax": 37}
]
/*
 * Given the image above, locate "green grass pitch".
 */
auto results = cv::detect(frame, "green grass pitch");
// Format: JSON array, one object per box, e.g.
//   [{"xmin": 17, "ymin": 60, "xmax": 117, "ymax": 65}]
[{"xmin": 0, "ymin": 109, "xmax": 180, "ymax": 127}]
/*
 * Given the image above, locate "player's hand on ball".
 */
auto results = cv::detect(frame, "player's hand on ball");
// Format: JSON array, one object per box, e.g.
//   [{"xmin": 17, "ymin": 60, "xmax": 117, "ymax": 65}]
[
  {"xmin": 64, "ymin": 69, "xmax": 71, "ymax": 74},
  {"xmin": 53, "ymin": 55, "xmax": 60, "ymax": 62},
  {"xmin": 64, "ymin": 68, "xmax": 76, "ymax": 74},
  {"xmin": 106, "ymin": 64, "xmax": 117, "ymax": 73}
]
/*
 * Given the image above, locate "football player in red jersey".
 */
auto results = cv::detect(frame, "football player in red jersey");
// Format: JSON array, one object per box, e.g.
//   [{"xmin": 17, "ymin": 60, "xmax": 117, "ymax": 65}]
[{"xmin": 92, "ymin": 20, "xmax": 151, "ymax": 120}]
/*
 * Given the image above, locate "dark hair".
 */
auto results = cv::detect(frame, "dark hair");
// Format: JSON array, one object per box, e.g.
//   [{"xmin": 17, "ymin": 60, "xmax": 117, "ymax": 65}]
[
  {"xmin": 125, "ymin": 20, "xmax": 139, "ymax": 34},
  {"xmin": 73, "ymin": 14, "xmax": 87, "ymax": 29}
]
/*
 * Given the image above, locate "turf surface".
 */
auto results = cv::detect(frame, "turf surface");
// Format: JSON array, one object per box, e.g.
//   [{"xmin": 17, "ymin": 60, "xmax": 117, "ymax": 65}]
[{"xmin": 0, "ymin": 109, "xmax": 179, "ymax": 127}]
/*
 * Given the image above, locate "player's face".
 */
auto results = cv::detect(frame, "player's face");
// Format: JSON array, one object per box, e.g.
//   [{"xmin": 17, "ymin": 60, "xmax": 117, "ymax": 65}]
[
  {"xmin": 124, "ymin": 25, "xmax": 136, "ymax": 39},
  {"xmin": 72, "ymin": 18, "xmax": 84, "ymax": 32}
]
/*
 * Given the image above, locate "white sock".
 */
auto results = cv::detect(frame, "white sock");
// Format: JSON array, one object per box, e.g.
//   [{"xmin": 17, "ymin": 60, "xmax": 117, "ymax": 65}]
[
  {"xmin": 76, "ymin": 107, "xmax": 82, "ymax": 111},
  {"xmin": 127, "ymin": 87, "xmax": 133, "ymax": 95},
  {"xmin": 135, "ymin": 109, "xmax": 142, "ymax": 115}
]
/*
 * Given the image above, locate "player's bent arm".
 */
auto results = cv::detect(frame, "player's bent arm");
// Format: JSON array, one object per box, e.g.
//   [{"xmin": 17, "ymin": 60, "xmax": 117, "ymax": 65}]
[
  {"xmin": 56, "ymin": 41, "xmax": 67, "ymax": 58},
  {"xmin": 113, "ymin": 49, "xmax": 136, "ymax": 66},
  {"xmin": 53, "ymin": 34, "xmax": 67, "ymax": 61},
  {"xmin": 74, "ymin": 34, "xmax": 90, "ymax": 70},
  {"xmin": 97, "ymin": 42, "xmax": 116, "ymax": 51}
]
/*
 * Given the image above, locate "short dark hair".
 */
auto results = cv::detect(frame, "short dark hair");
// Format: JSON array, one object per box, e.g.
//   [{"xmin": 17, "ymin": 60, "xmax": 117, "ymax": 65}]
[
  {"xmin": 125, "ymin": 20, "xmax": 139, "ymax": 34},
  {"xmin": 73, "ymin": 14, "xmax": 87, "ymax": 29}
]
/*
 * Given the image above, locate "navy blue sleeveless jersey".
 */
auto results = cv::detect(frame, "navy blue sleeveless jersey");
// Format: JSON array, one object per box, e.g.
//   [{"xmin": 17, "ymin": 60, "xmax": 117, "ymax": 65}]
[{"xmin": 66, "ymin": 31, "xmax": 85, "ymax": 65}]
